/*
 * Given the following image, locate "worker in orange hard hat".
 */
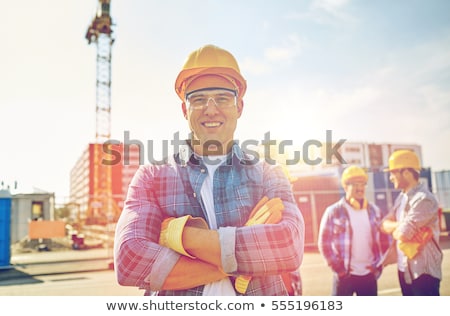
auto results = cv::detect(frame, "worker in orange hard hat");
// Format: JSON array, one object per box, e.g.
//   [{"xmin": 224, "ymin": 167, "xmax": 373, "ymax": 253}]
[
  {"xmin": 114, "ymin": 44, "xmax": 304, "ymax": 296},
  {"xmin": 318, "ymin": 165, "xmax": 390, "ymax": 296},
  {"xmin": 381, "ymin": 150, "xmax": 442, "ymax": 296},
  {"xmin": 175, "ymin": 45, "xmax": 246, "ymax": 156}
]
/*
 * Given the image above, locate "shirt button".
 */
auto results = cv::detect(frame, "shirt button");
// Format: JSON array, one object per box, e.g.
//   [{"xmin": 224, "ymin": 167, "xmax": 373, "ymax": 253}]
[{"xmin": 200, "ymin": 168, "xmax": 206, "ymax": 173}]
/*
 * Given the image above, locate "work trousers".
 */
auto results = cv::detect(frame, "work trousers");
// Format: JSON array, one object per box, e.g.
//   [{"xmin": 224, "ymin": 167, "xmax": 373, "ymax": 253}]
[
  {"xmin": 332, "ymin": 273, "xmax": 377, "ymax": 296},
  {"xmin": 398, "ymin": 271, "xmax": 440, "ymax": 296}
]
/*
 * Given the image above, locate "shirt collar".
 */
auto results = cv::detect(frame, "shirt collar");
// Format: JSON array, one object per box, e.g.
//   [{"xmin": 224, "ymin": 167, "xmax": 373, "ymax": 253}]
[
  {"xmin": 174, "ymin": 140, "xmax": 257, "ymax": 167},
  {"xmin": 405, "ymin": 181, "xmax": 425, "ymax": 198}
]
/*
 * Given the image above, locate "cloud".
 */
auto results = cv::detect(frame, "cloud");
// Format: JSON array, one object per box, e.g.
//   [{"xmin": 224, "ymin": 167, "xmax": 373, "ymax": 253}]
[
  {"xmin": 312, "ymin": 0, "xmax": 351, "ymax": 13},
  {"xmin": 303, "ymin": 0, "xmax": 355, "ymax": 25},
  {"xmin": 240, "ymin": 57, "xmax": 270, "ymax": 75},
  {"xmin": 264, "ymin": 34, "xmax": 302, "ymax": 63},
  {"xmin": 243, "ymin": 28, "xmax": 450, "ymax": 167},
  {"xmin": 241, "ymin": 34, "xmax": 303, "ymax": 75}
]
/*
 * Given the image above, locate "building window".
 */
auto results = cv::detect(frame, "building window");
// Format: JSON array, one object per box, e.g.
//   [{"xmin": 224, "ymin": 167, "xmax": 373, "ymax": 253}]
[
  {"xmin": 345, "ymin": 147, "xmax": 361, "ymax": 153},
  {"xmin": 32, "ymin": 201, "xmax": 44, "ymax": 220}
]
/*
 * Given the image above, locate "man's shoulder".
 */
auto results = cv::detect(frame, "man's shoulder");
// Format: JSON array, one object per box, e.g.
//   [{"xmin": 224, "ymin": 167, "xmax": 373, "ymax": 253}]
[
  {"xmin": 325, "ymin": 198, "xmax": 346, "ymax": 214},
  {"xmin": 137, "ymin": 157, "xmax": 178, "ymax": 174},
  {"xmin": 368, "ymin": 201, "xmax": 381, "ymax": 212},
  {"xmin": 409, "ymin": 183, "xmax": 439, "ymax": 209}
]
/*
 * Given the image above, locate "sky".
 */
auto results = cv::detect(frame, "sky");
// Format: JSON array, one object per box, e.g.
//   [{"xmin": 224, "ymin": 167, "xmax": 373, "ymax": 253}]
[{"xmin": 1, "ymin": 0, "xmax": 450, "ymax": 202}]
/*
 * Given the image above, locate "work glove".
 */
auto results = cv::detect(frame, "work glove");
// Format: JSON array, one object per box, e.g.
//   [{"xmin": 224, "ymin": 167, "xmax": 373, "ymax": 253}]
[
  {"xmin": 398, "ymin": 226, "xmax": 433, "ymax": 259},
  {"xmin": 244, "ymin": 196, "xmax": 284, "ymax": 226},
  {"xmin": 234, "ymin": 196, "xmax": 285, "ymax": 294},
  {"xmin": 159, "ymin": 215, "xmax": 209, "ymax": 258}
]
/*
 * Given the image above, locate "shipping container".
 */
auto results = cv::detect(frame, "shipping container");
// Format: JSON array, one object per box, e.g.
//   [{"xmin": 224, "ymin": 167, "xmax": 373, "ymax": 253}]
[
  {"xmin": 292, "ymin": 174, "xmax": 341, "ymax": 247},
  {"xmin": 434, "ymin": 170, "xmax": 450, "ymax": 210}
]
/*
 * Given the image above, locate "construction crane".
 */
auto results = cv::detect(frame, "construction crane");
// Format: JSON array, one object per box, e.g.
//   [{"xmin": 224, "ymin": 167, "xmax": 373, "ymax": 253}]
[{"xmin": 85, "ymin": 0, "xmax": 115, "ymax": 225}]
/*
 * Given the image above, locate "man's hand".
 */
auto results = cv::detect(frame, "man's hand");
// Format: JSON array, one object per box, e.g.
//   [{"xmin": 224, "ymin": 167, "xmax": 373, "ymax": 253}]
[{"xmin": 397, "ymin": 226, "xmax": 433, "ymax": 259}]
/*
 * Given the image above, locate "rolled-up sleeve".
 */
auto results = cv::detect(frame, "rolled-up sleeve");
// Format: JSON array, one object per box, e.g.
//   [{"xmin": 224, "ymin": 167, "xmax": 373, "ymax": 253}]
[
  {"xmin": 114, "ymin": 165, "xmax": 179, "ymax": 290},
  {"xmin": 234, "ymin": 163, "xmax": 304, "ymax": 275},
  {"xmin": 397, "ymin": 190, "xmax": 438, "ymax": 240},
  {"xmin": 218, "ymin": 226, "xmax": 237, "ymax": 273}
]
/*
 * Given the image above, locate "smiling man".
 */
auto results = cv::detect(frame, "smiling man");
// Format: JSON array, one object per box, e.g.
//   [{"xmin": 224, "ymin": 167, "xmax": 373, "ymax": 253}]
[
  {"xmin": 381, "ymin": 149, "xmax": 443, "ymax": 296},
  {"xmin": 318, "ymin": 165, "xmax": 389, "ymax": 296},
  {"xmin": 114, "ymin": 44, "xmax": 305, "ymax": 296}
]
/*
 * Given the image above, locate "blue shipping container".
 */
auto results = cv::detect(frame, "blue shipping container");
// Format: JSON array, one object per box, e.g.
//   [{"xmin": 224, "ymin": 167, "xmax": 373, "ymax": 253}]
[{"xmin": 0, "ymin": 190, "xmax": 12, "ymax": 267}]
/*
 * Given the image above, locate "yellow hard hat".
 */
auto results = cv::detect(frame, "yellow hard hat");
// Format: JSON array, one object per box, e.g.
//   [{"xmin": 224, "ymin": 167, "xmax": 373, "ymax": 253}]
[
  {"xmin": 341, "ymin": 165, "xmax": 368, "ymax": 187},
  {"xmin": 384, "ymin": 149, "xmax": 421, "ymax": 172},
  {"xmin": 175, "ymin": 44, "xmax": 247, "ymax": 101}
]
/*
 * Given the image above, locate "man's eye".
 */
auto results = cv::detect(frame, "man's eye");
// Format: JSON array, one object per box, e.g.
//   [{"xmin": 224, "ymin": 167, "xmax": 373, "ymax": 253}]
[
  {"xmin": 191, "ymin": 97, "xmax": 206, "ymax": 104},
  {"xmin": 216, "ymin": 97, "xmax": 229, "ymax": 103}
]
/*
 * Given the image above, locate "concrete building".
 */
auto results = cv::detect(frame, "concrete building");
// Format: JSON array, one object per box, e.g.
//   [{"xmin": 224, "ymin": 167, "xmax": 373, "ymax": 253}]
[{"xmin": 69, "ymin": 143, "xmax": 140, "ymax": 224}]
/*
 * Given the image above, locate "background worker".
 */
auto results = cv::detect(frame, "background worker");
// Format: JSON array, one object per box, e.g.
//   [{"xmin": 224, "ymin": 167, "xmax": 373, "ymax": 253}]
[
  {"xmin": 114, "ymin": 44, "xmax": 305, "ymax": 296},
  {"xmin": 381, "ymin": 149, "xmax": 442, "ymax": 295},
  {"xmin": 318, "ymin": 165, "xmax": 389, "ymax": 296}
]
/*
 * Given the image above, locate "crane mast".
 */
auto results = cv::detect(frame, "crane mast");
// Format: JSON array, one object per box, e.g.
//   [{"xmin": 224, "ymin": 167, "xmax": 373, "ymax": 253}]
[{"xmin": 85, "ymin": 0, "xmax": 115, "ymax": 224}]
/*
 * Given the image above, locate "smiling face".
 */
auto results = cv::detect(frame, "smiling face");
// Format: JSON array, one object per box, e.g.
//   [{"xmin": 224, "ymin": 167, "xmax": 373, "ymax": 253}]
[
  {"xmin": 344, "ymin": 181, "xmax": 367, "ymax": 201},
  {"xmin": 181, "ymin": 74, "xmax": 244, "ymax": 156},
  {"xmin": 389, "ymin": 169, "xmax": 416, "ymax": 192},
  {"xmin": 183, "ymin": 88, "xmax": 243, "ymax": 155}
]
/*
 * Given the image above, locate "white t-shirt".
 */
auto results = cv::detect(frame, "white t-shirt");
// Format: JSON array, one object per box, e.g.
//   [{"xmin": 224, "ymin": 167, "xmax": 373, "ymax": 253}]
[
  {"xmin": 345, "ymin": 203, "xmax": 374, "ymax": 276},
  {"xmin": 200, "ymin": 155, "xmax": 236, "ymax": 296}
]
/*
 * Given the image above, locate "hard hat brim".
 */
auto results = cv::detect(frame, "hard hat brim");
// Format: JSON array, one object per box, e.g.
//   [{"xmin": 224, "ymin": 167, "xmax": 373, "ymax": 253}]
[{"xmin": 175, "ymin": 67, "xmax": 246, "ymax": 101}]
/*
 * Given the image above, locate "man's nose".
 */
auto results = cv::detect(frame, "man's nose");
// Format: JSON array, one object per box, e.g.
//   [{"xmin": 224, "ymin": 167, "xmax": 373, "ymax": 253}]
[
  {"xmin": 389, "ymin": 173, "xmax": 395, "ymax": 182},
  {"xmin": 203, "ymin": 98, "xmax": 219, "ymax": 114}
]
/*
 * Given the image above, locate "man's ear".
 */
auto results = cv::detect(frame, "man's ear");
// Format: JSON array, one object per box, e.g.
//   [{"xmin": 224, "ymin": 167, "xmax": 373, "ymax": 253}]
[
  {"xmin": 181, "ymin": 102, "xmax": 188, "ymax": 119},
  {"xmin": 237, "ymin": 99, "xmax": 244, "ymax": 118}
]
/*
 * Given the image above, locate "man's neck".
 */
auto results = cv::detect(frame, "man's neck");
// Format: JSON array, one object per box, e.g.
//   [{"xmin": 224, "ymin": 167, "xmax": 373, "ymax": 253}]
[
  {"xmin": 192, "ymin": 141, "xmax": 233, "ymax": 156},
  {"xmin": 403, "ymin": 180, "xmax": 419, "ymax": 194}
]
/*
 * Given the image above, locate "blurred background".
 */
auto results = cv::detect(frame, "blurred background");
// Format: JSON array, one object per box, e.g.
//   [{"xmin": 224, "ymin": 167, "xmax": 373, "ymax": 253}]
[{"xmin": 0, "ymin": 0, "xmax": 449, "ymax": 295}]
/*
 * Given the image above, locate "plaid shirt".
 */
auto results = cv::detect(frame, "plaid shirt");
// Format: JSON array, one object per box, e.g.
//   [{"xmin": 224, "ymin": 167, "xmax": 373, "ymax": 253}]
[
  {"xmin": 396, "ymin": 182, "xmax": 443, "ymax": 283},
  {"xmin": 318, "ymin": 198, "xmax": 389, "ymax": 276},
  {"xmin": 114, "ymin": 143, "xmax": 304, "ymax": 296}
]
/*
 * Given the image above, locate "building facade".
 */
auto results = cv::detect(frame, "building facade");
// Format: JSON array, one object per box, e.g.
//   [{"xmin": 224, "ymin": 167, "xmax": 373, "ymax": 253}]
[
  {"xmin": 10, "ymin": 192, "xmax": 56, "ymax": 244},
  {"xmin": 70, "ymin": 143, "xmax": 140, "ymax": 225}
]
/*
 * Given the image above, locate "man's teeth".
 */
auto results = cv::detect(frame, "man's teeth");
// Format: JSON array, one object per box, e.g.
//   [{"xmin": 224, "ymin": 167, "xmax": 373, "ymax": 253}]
[{"xmin": 204, "ymin": 122, "xmax": 221, "ymax": 127}]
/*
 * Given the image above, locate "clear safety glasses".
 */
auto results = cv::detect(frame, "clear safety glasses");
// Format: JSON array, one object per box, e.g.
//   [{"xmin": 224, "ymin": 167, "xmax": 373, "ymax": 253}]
[{"xmin": 186, "ymin": 88, "xmax": 237, "ymax": 111}]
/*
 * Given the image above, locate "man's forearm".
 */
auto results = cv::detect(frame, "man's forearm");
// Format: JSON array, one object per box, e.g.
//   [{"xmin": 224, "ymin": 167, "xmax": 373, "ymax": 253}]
[
  {"xmin": 162, "ymin": 256, "xmax": 227, "ymax": 290},
  {"xmin": 182, "ymin": 226, "xmax": 223, "ymax": 267},
  {"xmin": 381, "ymin": 219, "xmax": 398, "ymax": 234}
]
